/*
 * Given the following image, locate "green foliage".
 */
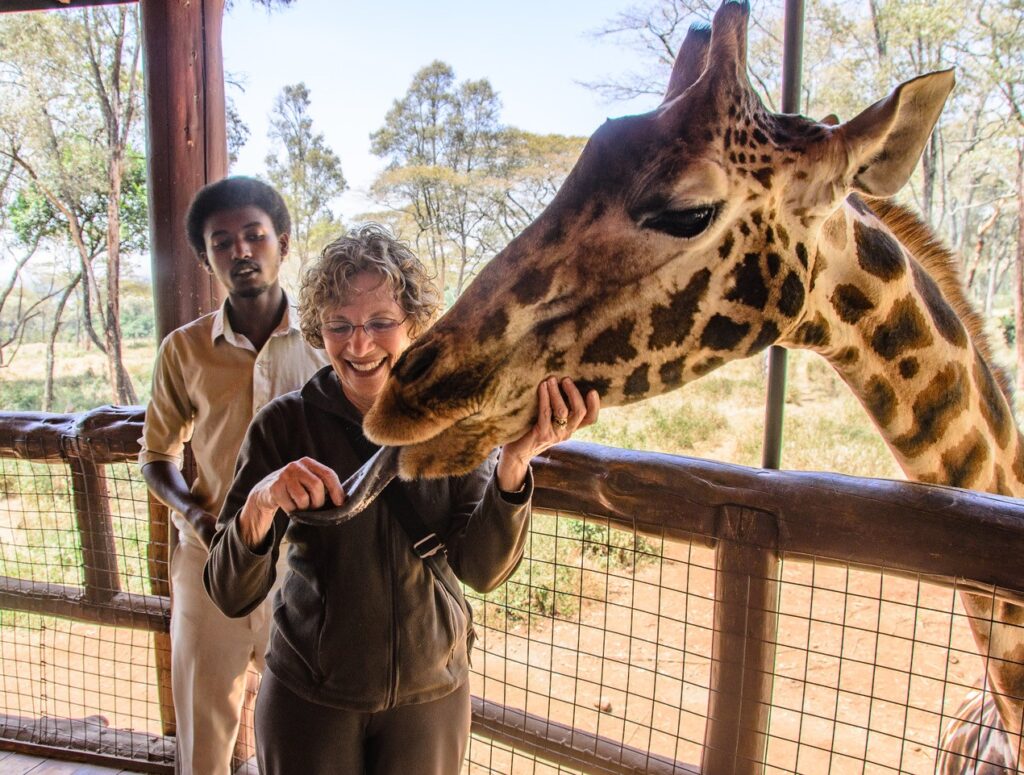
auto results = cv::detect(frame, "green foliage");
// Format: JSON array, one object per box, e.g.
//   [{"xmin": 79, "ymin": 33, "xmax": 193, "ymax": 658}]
[
  {"xmin": 1001, "ymin": 313, "xmax": 1015, "ymax": 346},
  {"xmin": 265, "ymin": 82, "xmax": 346, "ymax": 267},
  {"xmin": 5, "ymin": 152, "xmax": 148, "ymax": 254},
  {"xmin": 477, "ymin": 514, "xmax": 658, "ymax": 628},
  {"xmin": 369, "ymin": 61, "xmax": 585, "ymax": 299}
]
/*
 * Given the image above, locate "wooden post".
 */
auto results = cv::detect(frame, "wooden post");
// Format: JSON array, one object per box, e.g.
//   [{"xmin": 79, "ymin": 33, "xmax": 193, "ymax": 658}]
[
  {"xmin": 68, "ymin": 455, "xmax": 120, "ymax": 605},
  {"xmin": 140, "ymin": 0, "xmax": 227, "ymax": 342},
  {"xmin": 702, "ymin": 505, "xmax": 780, "ymax": 775},
  {"xmin": 139, "ymin": 0, "xmax": 229, "ymax": 740}
]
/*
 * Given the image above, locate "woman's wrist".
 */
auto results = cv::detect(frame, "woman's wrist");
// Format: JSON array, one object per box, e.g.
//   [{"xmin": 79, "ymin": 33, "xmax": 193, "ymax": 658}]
[
  {"xmin": 239, "ymin": 497, "xmax": 274, "ymax": 550},
  {"xmin": 496, "ymin": 451, "xmax": 529, "ymax": 494}
]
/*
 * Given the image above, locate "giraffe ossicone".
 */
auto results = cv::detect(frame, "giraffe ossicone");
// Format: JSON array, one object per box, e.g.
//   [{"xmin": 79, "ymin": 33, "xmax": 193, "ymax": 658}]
[{"xmin": 359, "ymin": 1, "xmax": 1023, "ymax": 770}]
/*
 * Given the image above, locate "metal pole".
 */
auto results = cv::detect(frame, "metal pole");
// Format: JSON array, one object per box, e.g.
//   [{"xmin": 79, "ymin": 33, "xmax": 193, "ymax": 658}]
[{"xmin": 762, "ymin": 0, "xmax": 805, "ymax": 471}]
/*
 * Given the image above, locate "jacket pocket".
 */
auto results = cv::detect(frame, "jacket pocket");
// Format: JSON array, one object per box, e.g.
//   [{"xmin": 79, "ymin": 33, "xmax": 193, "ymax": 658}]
[{"xmin": 433, "ymin": 577, "xmax": 467, "ymax": 666}]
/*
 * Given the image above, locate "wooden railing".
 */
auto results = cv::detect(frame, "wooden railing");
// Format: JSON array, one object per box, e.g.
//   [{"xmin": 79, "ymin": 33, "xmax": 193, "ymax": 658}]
[{"xmin": 2, "ymin": 406, "xmax": 1024, "ymax": 773}]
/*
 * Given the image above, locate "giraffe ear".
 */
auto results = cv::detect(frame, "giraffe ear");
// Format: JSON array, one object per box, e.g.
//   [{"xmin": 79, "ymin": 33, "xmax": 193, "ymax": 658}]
[
  {"xmin": 662, "ymin": 23, "xmax": 712, "ymax": 104},
  {"xmin": 837, "ymin": 69, "xmax": 955, "ymax": 197}
]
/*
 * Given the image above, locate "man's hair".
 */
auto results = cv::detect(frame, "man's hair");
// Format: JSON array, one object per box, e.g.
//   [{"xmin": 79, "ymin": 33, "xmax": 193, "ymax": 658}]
[
  {"xmin": 184, "ymin": 176, "xmax": 291, "ymax": 257},
  {"xmin": 299, "ymin": 224, "xmax": 442, "ymax": 348}
]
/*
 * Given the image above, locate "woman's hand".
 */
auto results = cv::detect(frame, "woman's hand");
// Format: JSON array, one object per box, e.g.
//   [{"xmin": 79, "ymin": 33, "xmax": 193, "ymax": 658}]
[
  {"xmin": 239, "ymin": 457, "xmax": 344, "ymax": 549},
  {"xmin": 496, "ymin": 376, "xmax": 600, "ymax": 493}
]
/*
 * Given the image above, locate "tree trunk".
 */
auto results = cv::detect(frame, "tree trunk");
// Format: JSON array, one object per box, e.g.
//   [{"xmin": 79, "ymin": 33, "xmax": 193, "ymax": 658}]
[
  {"xmin": 44, "ymin": 275, "xmax": 81, "ymax": 412},
  {"xmin": 104, "ymin": 150, "xmax": 137, "ymax": 405}
]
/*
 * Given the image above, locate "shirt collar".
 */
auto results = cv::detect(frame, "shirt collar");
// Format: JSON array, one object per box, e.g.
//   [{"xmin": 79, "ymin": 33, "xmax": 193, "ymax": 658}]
[{"xmin": 210, "ymin": 291, "xmax": 302, "ymax": 347}]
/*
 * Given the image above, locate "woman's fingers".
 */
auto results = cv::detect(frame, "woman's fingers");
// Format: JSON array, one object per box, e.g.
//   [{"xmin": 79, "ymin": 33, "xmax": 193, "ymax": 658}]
[{"xmin": 265, "ymin": 458, "xmax": 344, "ymax": 513}]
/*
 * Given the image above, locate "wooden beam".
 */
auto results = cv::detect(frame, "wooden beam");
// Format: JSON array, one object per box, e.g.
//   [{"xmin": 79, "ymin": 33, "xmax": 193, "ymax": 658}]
[
  {"xmin": 140, "ymin": 0, "xmax": 227, "ymax": 341},
  {"xmin": 0, "ymin": 0, "xmax": 136, "ymax": 12}
]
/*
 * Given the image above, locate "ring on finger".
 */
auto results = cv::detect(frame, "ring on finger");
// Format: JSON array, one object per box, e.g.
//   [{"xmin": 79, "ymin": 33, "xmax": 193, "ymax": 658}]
[{"xmin": 553, "ymin": 415, "xmax": 569, "ymax": 428}]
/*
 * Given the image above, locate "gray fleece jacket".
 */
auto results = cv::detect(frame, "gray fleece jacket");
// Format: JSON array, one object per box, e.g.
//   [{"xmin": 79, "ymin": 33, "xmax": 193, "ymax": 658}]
[{"xmin": 204, "ymin": 366, "xmax": 531, "ymax": 711}]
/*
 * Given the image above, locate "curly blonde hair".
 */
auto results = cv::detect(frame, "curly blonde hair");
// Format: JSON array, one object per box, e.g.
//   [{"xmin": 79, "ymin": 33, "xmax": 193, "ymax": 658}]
[{"xmin": 299, "ymin": 224, "xmax": 442, "ymax": 349}]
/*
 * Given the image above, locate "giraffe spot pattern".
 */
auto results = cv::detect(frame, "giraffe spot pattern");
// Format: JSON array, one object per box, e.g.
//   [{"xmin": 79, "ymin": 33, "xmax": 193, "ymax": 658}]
[
  {"xmin": 847, "ymin": 194, "xmax": 871, "ymax": 215},
  {"xmin": 700, "ymin": 314, "xmax": 750, "ymax": 351},
  {"xmin": 777, "ymin": 272, "xmax": 805, "ymax": 318},
  {"xmin": 659, "ymin": 357, "xmax": 685, "ymax": 388},
  {"xmin": 974, "ymin": 352, "xmax": 1012, "ymax": 449},
  {"xmin": 809, "ymin": 250, "xmax": 826, "ymax": 292},
  {"xmin": 835, "ymin": 346, "xmax": 860, "ymax": 365},
  {"xmin": 910, "ymin": 261, "xmax": 968, "ymax": 349},
  {"xmin": 831, "ymin": 283, "xmax": 875, "ymax": 324},
  {"xmin": 823, "ymin": 214, "xmax": 847, "ymax": 249},
  {"xmin": 479, "ymin": 308, "xmax": 509, "ymax": 342},
  {"xmin": 870, "ymin": 296, "xmax": 933, "ymax": 361},
  {"xmin": 725, "ymin": 253, "xmax": 769, "ymax": 309},
  {"xmin": 576, "ymin": 377, "xmax": 611, "ymax": 399},
  {"xmin": 511, "ymin": 265, "xmax": 557, "ymax": 305},
  {"xmin": 719, "ymin": 233, "xmax": 735, "ymax": 260},
  {"xmin": 746, "ymin": 320, "xmax": 780, "ymax": 355},
  {"xmin": 899, "ymin": 357, "xmax": 919, "ymax": 380},
  {"xmin": 940, "ymin": 428, "xmax": 989, "ymax": 489},
  {"xmin": 794, "ymin": 315, "xmax": 831, "ymax": 347},
  {"xmin": 624, "ymin": 364, "xmax": 650, "ymax": 397},
  {"xmin": 693, "ymin": 356, "xmax": 724, "ymax": 376},
  {"xmin": 649, "ymin": 269, "xmax": 712, "ymax": 350},
  {"xmin": 855, "ymin": 220, "xmax": 905, "ymax": 281},
  {"xmin": 795, "ymin": 242, "xmax": 808, "ymax": 269},
  {"xmin": 582, "ymin": 318, "xmax": 638, "ymax": 365},
  {"xmin": 776, "ymin": 224, "xmax": 790, "ymax": 249},
  {"xmin": 766, "ymin": 252, "xmax": 781, "ymax": 277},
  {"xmin": 864, "ymin": 375, "xmax": 897, "ymax": 427},
  {"xmin": 992, "ymin": 466, "xmax": 1009, "ymax": 496},
  {"xmin": 1014, "ymin": 439, "xmax": 1024, "ymax": 485},
  {"xmin": 893, "ymin": 362, "xmax": 969, "ymax": 458},
  {"xmin": 545, "ymin": 350, "xmax": 566, "ymax": 373},
  {"xmin": 753, "ymin": 168, "xmax": 774, "ymax": 189}
]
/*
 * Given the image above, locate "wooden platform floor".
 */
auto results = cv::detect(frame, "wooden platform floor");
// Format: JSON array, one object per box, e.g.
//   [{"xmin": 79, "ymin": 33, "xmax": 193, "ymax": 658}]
[{"xmin": 0, "ymin": 750, "xmax": 147, "ymax": 774}]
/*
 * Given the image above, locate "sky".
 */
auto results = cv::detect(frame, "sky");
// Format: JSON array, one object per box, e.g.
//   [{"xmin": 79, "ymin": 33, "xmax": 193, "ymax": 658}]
[{"xmin": 221, "ymin": 0, "xmax": 663, "ymax": 221}]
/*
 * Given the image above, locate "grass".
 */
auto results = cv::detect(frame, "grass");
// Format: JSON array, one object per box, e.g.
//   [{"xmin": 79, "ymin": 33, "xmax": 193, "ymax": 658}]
[
  {"xmin": 0, "ymin": 340, "xmax": 155, "ymax": 412},
  {"xmin": 573, "ymin": 351, "xmax": 905, "ymax": 480}
]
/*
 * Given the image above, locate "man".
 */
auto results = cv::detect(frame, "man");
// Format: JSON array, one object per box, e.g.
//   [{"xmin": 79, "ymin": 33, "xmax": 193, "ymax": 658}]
[{"xmin": 139, "ymin": 177, "xmax": 327, "ymax": 774}]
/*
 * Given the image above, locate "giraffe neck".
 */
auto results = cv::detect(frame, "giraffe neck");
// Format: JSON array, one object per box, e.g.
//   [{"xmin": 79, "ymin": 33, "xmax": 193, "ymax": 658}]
[{"xmin": 790, "ymin": 198, "xmax": 1024, "ymax": 497}]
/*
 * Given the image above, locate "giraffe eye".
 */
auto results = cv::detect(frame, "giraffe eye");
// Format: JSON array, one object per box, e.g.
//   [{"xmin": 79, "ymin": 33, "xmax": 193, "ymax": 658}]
[{"xmin": 641, "ymin": 204, "xmax": 719, "ymax": 239}]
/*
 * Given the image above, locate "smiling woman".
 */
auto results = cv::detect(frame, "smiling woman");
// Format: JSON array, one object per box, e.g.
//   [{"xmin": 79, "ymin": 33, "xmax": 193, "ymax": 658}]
[{"xmin": 203, "ymin": 222, "xmax": 600, "ymax": 775}]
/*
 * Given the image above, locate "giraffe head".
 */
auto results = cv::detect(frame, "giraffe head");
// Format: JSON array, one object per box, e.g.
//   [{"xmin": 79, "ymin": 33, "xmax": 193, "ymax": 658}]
[{"xmin": 363, "ymin": 0, "xmax": 955, "ymax": 479}]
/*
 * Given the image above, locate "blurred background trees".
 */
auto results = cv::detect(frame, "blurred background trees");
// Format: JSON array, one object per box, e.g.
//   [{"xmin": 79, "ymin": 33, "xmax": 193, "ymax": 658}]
[{"xmin": 1, "ymin": 0, "xmax": 1023, "ymax": 408}]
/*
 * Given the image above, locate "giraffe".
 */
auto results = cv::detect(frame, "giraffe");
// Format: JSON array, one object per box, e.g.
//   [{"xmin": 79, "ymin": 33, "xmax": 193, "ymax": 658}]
[{"xmin": 355, "ymin": 1, "xmax": 1024, "ymax": 770}]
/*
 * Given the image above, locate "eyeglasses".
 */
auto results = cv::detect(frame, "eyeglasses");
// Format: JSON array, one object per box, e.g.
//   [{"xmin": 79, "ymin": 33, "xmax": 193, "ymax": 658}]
[{"xmin": 320, "ymin": 315, "xmax": 409, "ymax": 341}]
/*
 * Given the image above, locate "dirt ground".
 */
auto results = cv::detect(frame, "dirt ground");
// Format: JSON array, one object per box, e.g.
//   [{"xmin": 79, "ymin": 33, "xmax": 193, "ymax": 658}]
[{"xmin": 1, "ymin": 538, "xmax": 988, "ymax": 775}]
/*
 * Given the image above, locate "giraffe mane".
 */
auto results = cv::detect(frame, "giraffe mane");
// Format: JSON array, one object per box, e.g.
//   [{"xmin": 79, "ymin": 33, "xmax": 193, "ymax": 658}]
[{"xmin": 865, "ymin": 196, "xmax": 1013, "ymax": 401}]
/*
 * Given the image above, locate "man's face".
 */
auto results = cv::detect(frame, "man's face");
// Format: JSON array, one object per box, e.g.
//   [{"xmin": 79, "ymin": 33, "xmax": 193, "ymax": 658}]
[{"xmin": 200, "ymin": 205, "xmax": 289, "ymax": 299}]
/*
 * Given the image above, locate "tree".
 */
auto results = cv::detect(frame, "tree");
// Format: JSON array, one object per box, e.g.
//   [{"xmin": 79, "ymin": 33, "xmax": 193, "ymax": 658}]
[
  {"xmin": 0, "ymin": 5, "xmax": 145, "ymax": 405},
  {"xmin": 370, "ymin": 62, "xmax": 509, "ymax": 299},
  {"xmin": 265, "ymin": 82, "xmax": 346, "ymax": 267}
]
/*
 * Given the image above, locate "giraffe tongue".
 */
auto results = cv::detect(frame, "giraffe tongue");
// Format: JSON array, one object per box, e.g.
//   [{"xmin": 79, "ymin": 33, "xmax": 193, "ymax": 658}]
[{"xmin": 288, "ymin": 445, "xmax": 399, "ymax": 525}]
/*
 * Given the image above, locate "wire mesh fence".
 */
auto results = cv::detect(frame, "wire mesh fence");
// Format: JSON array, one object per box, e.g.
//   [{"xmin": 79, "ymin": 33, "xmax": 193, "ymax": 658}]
[{"xmin": 1, "ymin": 410, "xmax": 1022, "ymax": 774}]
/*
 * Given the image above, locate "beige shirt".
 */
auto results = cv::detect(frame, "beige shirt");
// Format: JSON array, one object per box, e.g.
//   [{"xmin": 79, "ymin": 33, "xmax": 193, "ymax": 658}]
[{"xmin": 139, "ymin": 298, "xmax": 328, "ymax": 545}]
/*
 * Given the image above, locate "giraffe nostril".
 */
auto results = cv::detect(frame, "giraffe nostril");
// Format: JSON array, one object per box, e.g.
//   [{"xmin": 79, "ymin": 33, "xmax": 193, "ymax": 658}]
[{"xmin": 395, "ymin": 343, "xmax": 439, "ymax": 384}]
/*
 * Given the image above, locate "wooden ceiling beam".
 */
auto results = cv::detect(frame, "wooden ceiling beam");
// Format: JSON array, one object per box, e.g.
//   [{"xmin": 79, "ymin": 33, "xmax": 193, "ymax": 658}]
[{"xmin": 0, "ymin": 0, "xmax": 136, "ymax": 13}]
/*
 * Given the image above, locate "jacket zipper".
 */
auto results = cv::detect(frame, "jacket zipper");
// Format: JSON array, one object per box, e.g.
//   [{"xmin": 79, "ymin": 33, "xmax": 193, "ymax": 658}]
[{"xmin": 384, "ymin": 511, "xmax": 399, "ymax": 709}]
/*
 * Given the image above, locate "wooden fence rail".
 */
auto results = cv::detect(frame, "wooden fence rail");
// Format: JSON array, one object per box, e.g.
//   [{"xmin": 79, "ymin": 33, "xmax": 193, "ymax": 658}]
[{"xmin": 2, "ymin": 406, "xmax": 1024, "ymax": 774}]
